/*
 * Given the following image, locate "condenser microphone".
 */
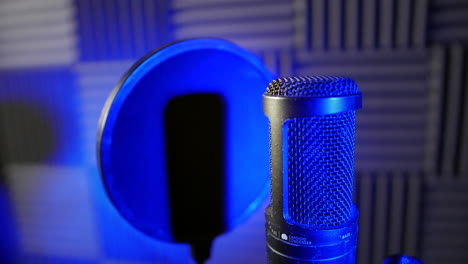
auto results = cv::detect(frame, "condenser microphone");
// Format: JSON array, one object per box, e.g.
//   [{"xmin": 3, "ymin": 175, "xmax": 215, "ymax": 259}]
[{"xmin": 263, "ymin": 76, "xmax": 362, "ymax": 263}]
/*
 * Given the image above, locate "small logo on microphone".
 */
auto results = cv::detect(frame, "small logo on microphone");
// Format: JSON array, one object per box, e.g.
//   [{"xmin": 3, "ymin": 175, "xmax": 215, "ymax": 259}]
[
  {"xmin": 341, "ymin": 232, "xmax": 352, "ymax": 239},
  {"xmin": 281, "ymin": 233, "xmax": 288, "ymax": 240}
]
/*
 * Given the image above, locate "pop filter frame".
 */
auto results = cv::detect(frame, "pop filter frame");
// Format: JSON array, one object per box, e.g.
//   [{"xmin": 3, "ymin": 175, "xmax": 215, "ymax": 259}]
[{"xmin": 97, "ymin": 38, "xmax": 274, "ymax": 243}]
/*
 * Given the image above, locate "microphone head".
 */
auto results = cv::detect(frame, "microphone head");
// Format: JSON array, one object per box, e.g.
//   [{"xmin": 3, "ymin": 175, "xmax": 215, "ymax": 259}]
[
  {"xmin": 265, "ymin": 76, "xmax": 360, "ymax": 228},
  {"xmin": 265, "ymin": 76, "xmax": 359, "ymax": 97}
]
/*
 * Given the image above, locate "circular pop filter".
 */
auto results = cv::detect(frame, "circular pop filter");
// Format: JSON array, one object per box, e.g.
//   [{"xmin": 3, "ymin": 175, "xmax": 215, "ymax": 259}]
[{"xmin": 97, "ymin": 39, "xmax": 274, "ymax": 244}]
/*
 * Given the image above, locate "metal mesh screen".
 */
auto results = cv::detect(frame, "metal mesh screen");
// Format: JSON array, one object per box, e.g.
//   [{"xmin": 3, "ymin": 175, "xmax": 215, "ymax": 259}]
[
  {"xmin": 286, "ymin": 112, "xmax": 355, "ymax": 227},
  {"xmin": 265, "ymin": 76, "xmax": 358, "ymax": 97}
]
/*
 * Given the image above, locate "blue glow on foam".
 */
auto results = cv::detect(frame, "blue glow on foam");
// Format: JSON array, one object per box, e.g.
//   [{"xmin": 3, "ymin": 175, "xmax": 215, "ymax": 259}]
[
  {"xmin": 0, "ymin": 183, "xmax": 18, "ymax": 262},
  {"xmin": 99, "ymin": 39, "xmax": 274, "ymax": 241}
]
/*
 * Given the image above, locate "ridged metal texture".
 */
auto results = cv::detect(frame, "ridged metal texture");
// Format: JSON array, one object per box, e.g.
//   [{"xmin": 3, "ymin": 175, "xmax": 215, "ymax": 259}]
[
  {"xmin": 267, "ymin": 76, "xmax": 359, "ymax": 227},
  {"xmin": 265, "ymin": 76, "xmax": 359, "ymax": 97}
]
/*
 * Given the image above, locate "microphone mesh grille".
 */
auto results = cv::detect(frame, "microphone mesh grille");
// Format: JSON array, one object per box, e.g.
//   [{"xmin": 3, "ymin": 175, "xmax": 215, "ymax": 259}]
[
  {"xmin": 269, "ymin": 76, "xmax": 358, "ymax": 227},
  {"xmin": 265, "ymin": 76, "xmax": 358, "ymax": 97},
  {"xmin": 287, "ymin": 113, "xmax": 355, "ymax": 227}
]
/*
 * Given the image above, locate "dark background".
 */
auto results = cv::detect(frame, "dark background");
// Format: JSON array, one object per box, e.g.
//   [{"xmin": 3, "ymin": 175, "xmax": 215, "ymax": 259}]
[{"xmin": 0, "ymin": 0, "xmax": 467, "ymax": 263}]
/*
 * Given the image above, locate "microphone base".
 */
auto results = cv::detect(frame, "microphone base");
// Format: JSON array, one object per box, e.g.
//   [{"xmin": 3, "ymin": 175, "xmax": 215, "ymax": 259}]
[{"xmin": 265, "ymin": 206, "xmax": 359, "ymax": 264}]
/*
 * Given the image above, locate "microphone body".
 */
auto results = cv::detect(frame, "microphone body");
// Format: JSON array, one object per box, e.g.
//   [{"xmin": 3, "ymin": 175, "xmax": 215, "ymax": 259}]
[{"xmin": 263, "ymin": 76, "xmax": 362, "ymax": 263}]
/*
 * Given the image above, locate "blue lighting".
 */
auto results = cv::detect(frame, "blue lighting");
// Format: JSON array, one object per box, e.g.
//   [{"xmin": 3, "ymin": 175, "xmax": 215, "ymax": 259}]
[{"xmin": 383, "ymin": 255, "xmax": 425, "ymax": 264}]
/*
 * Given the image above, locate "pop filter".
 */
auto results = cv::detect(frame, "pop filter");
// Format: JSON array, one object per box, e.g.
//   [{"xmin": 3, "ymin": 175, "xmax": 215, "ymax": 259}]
[{"xmin": 97, "ymin": 39, "xmax": 274, "ymax": 263}]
